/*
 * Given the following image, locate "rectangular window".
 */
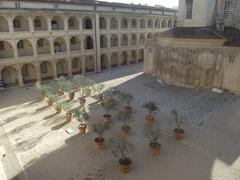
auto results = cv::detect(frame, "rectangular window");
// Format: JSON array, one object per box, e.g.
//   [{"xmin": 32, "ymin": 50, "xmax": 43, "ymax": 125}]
[
  {"xmin": 15, "ymin": 2, "xmax": 21, "ymax": 9},
  {"xmin": 17, "ymin": 41, "xmax": 24, "ymax": 49},
  {"xmin": 229, "ymin": 56, "xmax": 235, "ymax": 63},
  {"xmin": 22, "ymin": 66, "xmax": 29, "ymax": 76},
  {"xmin": 69, "ymin": 19, "xmax": 74, "ymax": 27},
  {"xmin": 0, "ymin": 42, "xmax": 4, "ymax": 50},
  {"xmin": 54, "ymin": 3, "xmax": 58, "ymax": 10},
  {"xmin": 186, "ymin": 0, "xmax": 193, "ymax": 19},
  {"xmin": 37, "ymin": 39, "xmax": 44, "ymax": 47},
  {"xmin": 34, "ymin": 19, "xmax": 41, "ymax": 28},
  {"xmin": 41, "ymin": 63, "xmax": 48, "ymax": 74},
  {"xmin": 223, "ymin": 1, "xmax": 231, "ymax": 19},
  {"xmin": 13, "ymin": 19, "xmax": 21, "ymax": 28},
  {"xmin": 70, "ymin": 37, "xmax": 76, "ymax": 44}
]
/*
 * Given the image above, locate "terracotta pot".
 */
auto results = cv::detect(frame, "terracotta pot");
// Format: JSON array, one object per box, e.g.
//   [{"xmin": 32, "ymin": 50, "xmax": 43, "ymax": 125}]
[
  {"xmin": 79, "ymin": 98, "xmax": 86, "ymax": 107},
  {"xmin": 124, "ymin": 106, "xmax": 132, "ymax": 113},
  {"xmin": 47, "ymin": 100, "xmax": 53, "ymax": 106},
  {"xmin": 97, "ymin": 94, "xmax": 103, "ymax": 102},
  {"xmin": 58, "ymin": 89, "xmax": 65, "ymax": 96},
  {"xmin": 149, "ymin": 142, "xmax": 161, "ymax": 156},
  {"xmin": 69, "ymin": 92, "xmax": 75, "ymax": 101},
  {"xmin": 174, "ymin": 128, "xmax": 185, "ymax": 140},
  {"xmin": 66, "ymin": 112, "xmax": 72, "ymax": 123},
  {"xmin": 121, "ymin": 125, "xmax": 131, "ymax": 135},
  {"xmin": 119, "ymin": 157, "xmax": 132, "ymax": 173},
  {"xmin": 94, "ymin": 137, "xmax": 105, "ymax": 150},
  {"xmin": 38, "ymin": 95, "xmax": 45, "ymax": 101},
  {"xmin": 102, "ymin": 114, "xmax": 112, "ymax": 124},
  {"xmin": 78, "ymin": 124, "xmax": 87, "ymax": 135},
  {"xmin": 55, "ymin": 107, "xmax": 62, "ymax": 113},
  {"xmin": 145, "ymin": 114, "xmax": 154, "ymax": 123}
]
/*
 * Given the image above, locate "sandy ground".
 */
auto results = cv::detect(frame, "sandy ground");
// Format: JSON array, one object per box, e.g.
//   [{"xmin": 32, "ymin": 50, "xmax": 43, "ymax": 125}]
[{"xmin": 0, "ymin": 64, "xmax": 240, "ymax": 180}]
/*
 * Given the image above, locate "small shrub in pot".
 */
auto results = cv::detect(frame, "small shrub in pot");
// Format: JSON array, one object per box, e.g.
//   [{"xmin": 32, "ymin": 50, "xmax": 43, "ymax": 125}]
[{"xmin": 142, "ymin": 101, "xmax": 158, "ymax": 124}]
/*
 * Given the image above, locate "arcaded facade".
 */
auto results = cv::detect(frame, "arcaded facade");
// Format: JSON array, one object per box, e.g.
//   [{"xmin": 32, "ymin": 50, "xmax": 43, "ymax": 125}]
[
  {"xmin": 0, "ymin": 0, "xmax": 177, "ymax": 89},
  {"xmin": 144, "ymin": 0, "xmax": 240, "ymax": 95}
]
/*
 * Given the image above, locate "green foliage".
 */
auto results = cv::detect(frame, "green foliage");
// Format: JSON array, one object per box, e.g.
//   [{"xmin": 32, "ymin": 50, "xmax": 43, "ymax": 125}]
[
  {"xmin": 119, "ymin": 92, "xmax": 134, "ymax": 105},
  {"xmin": 144, "ymin": 125, "xmax": 161, "ymax": 143},
  {"xmin": 72, "ymin": 75, "xmax": 86, "ymax": 89},
  {"xmin": 56, "ymin": 76, "xmax": 67, "ymax": 91},
  {"xmin": 65, "ymin": 81, "xmax": 73, "ymax": 93},
  {"xmin": 46, "ymin": 92, "xmax": 58, "ymax": 102},
  {"xmin": 109, "ymin": 137, "xmax": 134, "ymax": 159},
  {"xmin": 93, "ymin": 83, "xmax": 105, "ymax": 94},
  {"xmin": 73, "ymin": 108, "xmax": 89, "ymax": 124},
  {"xmin": 92, "ymin": 122, "xmax": 108, "ymax": 138},
  {"xmin": 142, "ymin": 101, "xmax": 158, "ymax": 114},
  {"xmin": 118, "ymin": 110, "xmax": 134, "ymax": 126},
  {"xmin": 101, "ymin": 99, "xmax": 117, "ymax": 113},
  {"xmin": 170, "ymin": 109, "xmax": 185, "ymax": 130},
  {"xmin": 55, "ymin": 101, "xmax": 69, "ymax": 110},
  {"xmin": 35, "ymin": 81, "xmax": 51, "ymax": 96}
]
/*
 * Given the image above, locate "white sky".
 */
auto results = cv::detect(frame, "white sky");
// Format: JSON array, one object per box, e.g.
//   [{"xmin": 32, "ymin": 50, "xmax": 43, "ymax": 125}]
[{"xmin": 98, "ymin": 0, "xmax": 179, "ymax": 8}]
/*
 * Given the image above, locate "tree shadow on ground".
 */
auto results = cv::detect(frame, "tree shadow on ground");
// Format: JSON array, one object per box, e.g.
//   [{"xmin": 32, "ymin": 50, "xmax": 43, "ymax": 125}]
[
  {"xmin": 0, "ymin": 112, "xmax": 28, "ymax": 126},
  {"xmin": 43, "ymin": 112, "xmax": 59, "ymax": 120},
  {"xmin": 7, "ymin": 121, "xmax": 37, "ymax": 136},
  {"xmin": 51, "ymin": 121, "xmax": 69, "ymax": 131}
]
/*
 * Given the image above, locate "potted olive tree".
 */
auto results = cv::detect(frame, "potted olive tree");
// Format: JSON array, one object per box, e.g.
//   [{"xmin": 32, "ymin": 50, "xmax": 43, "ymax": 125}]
[
  {"xmin": 101, "ymin": 98, "xmax": 117, "ymax": 125},
  {"xmin": 93, "ymin": 83, "xmax": 105, "ymax": 102},
  {"xmin": 121, "ymin": 92, "xmax": 134, "ymax": 113},
  {"xmin": 118, "ymin": 110, "xmax": 134, "ymax": 135},
  {"xmin": 83, "ymin": 79, "xmax": 95, "ymax": 97},
  {"xmin": 74, "ymin": 108, "xmax": 89, "ymax": 135},
  {"xmin": 92, "ymin": 122, "xmax": 108, "ymax": 150},
  {"xmin": 144, "ymin": 125, "xmax": 161, "ymax": 156},
  {"xmin": 72, "ymin": 75, "xmax": 86, "ymax": 91},
  {"xmin": 65, "ymin": 81, "xmax": 75, "ymax": 101},
  {"xmin": 142, "ymin": 101, "xmax": 158, "ymax": 123},
  {"xmin": 46, "ymin": 92, "xmax": 58, "ymax": 106},
  {"xmin": 109, "ymin": 138, "xmax": 133, "ymax": 173},
  {"xmin": 79, "ymin": 86, "xmax": 87, "ymax": 107},
  {"xmin": 56, "ymin": 76, "xmax": 67, "ymax": 95},
  {"xmin": 35, "ymin": 81, "xmax": 51, "ymax": 100},
  {"xmin": 171, "ymin": 109, "xmax": 185, "ymax": 140},
  {"xmin": 55, "ymin": 101, "xmax": 69, "ymax": 114}
]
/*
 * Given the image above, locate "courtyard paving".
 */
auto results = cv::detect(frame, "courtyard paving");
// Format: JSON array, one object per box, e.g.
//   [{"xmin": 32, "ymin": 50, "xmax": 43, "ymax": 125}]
[{"xmin": 0, "ymin": 64, "xmax": 240, "ymax": 180}]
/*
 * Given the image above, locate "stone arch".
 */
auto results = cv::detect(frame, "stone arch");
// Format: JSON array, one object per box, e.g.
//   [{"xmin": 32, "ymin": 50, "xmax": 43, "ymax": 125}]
[
  {"xmin": 82, "ymin": 17, "xmax": 92, "ymax": 29},
  {"xmin": 121, "ymin": 18, "xmax": 128, "ymax": 29},
  {"xmin": 162, "ymin": 19, "xmax": 166, "ymax": 28},
  {"xmin": 21, "ymin": 63, "xmax": 37, "ymax": 84},
  {"xmin": 34, "ymin": 16, "xmax": 47, "ymax": 31},
  {"xmin": 139, "ymin": 34, "xmax": 145, "ymax": 44},
  {"xmin": 130, "ymin": 34, "xmax": 137, "ymax": 46},
  {"xmin": 56, "ymin": 59, "xmax": 68, "ymax": 77},
  {"xmin": 85, "ymin": 36, "xmax": 94, "ymax": 49},
  {"xmin": 0, "ymin": 16, "xmax": 9, "ymax": 32},
  {"xmin": 0, "ymin": 41, "xmax": 14, "ymax": 59},
  {"xmin": 186, "ymin": 68, "xmax": 195, "ymax": 85},
  {"xmin": 85, "ymin": 56, "xmax": 95, "ymax": 72},
  {"xmin": 168, "ymin": 20, "xmax": 172, "ymax": 28},
  {"xmin": 131, "ymin": 18, "xmax": 137, "ymax": 28},
  {"xmin": 130, "ymin": 50, "xmax": 136, "ymax": 64},
  {"xmin": 70, "ymin": 36, "xmax": 81, "ymax": 51},
  {"xmin": 111, "ymin": 52, "xmax": 119, "ymax": 68},
  {"xmin": 101, "ymin": 54, "xmax": 109, "ymax": 70},
  {"xmin": 170, "ymin": 66, "xmax": 177, "ymax": 82},
  {"xmin": 205, "ymin": 69, "xmax": 214, "ymax": 87},
  {"xmin": 155, "ymin": 19, "xmax": 160, "ymax": 28},
  {"xmin": 37, "ymin": 38, "xmax": 50, "ymax": 55},
  {"xmin": 100, "ymin": 35, "xmax": 107, "ymax": 48},
  {"xmin": 40, "ymin": 61, "xmax": 53, "ymax": 81},
  {"xmin": 1, "ymin": 66, "xmax": 18, "ymax": 87},
  {"xmin": 110, "ymin": 17, "xmax": 118, "ymax": 29},
  {"xmin": 139, "ymin": 49, "xmax": 144, "ymax": 62},
  {"xmin": 110, "ymin": 35, "xmax": 118, "ymax": 47},
  {"xmin": 121, "ymin": 51, "xmax": 128, "ymax": 65},
  {"xmin": 148, "ymin": 19, "xmax": 153, "ymax": 28},
  {"xmin": 54, "ymin": 37, "xmax": 66, "ymax": 53},
  {"xmin": 72, "ymin": 57, "xmax": 82, "ymax": 74},
  {"xmin": 139, "ymin": 19, "xmax": 145, "ymax": 28},
  {"xmin": 51, "ymin": 16, "xmax": 64, "ymax": 30},
  {"xmin": 13, "ymin": 16, "xmax": 29, "ymax": 32},
  {"xmin": 68, "ymin": 16, "xmax": 79, "ymax": 30},
  {"xmin": 99, "ymin": 17, "xmax": 107, "ymax": 29},
  {"xmin": 17, "ymin": 39, "xmax": 33, "ymax": 57},
  {"xmin": 121, "ymin": 34, "xmax": 128, "ymax": 46}
]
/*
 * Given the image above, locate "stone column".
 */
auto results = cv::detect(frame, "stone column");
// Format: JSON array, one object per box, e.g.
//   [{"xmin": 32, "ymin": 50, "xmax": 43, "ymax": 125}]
[
  {"xmin": 32, "ymin": 38, "xmax": 38, "ymax": 58},
  {"xmin": 17, "ymin": 65, "xmax": 24, "ymax": 86},
  {"xmin": 95, "ymin": 14, "xmax": 101, "ymax": 73},
  {"xmin": 49, "ymin": 37, "xmax": 54, "ymax": 56},
  {"xmin": 82, "ymin": 56, "xmax": 86, "ymax": 74},
  {"xmin": 0, "ymin": 67, "xmax": 3, "ymax": 89},
  {"xmin": 35, "ymin": 62, "xmax": 41, "ymax": 82},
  {"xmin": 65, "ymin": 36, "xmax": 70, "ymax": 56},
  {"xmin": 68, "ymin": 58, "xmax": 72, "ymax": 77},
  {"xmin": 127, "ymin": 51, "xmax": 131, "ymax": 65},
  {"xmin": 12, "ymin": 40, "xmax": 18, "ymax": 59},
  {"xmin": 8, "ymin": 16, "xmax": 14, "ymax": 34},
  {"xmin": 107, "ymin": 17, "xmax": 110, "ymax": 30},
  {"xmin": 52, "ymin": 60, "xmax": 57, "ymax": 79},
  {"xmin": 107, "ymin": 53, "xmax": 111, "ymax": 70},
  {"xmin": 117, "ymin": 52, "xmax": 121, "ymax": 67},
  {"xmin": 29, "ymin": 16, "xmax": 34, "ymax": 32},
  {"xmin": 117, "ymin": 34, "xmax": 121, "ymax": 48},
  {"xmin": 47, "ymin": 16, "xmax": 52, "ymax": 32},
  {"xmin": 64, "ymin": 17, "xmax": 68, "ymax": 31},
  {"xmin": 79, "ymin": 17, "xmax": 83, "ymax": 31}
]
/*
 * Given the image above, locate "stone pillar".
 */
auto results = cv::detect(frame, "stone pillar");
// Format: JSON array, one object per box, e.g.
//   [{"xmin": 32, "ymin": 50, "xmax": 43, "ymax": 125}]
[
  {"xmin": 49, "ymin": 37, "xmax": 54, "ymax": 56},
  {"xmin": 118, "ymin": 18, "xmax": 121, "ymax": 30},
  {"xmin": 81, "ymin": 35, "xmax": 85, "ymax": 54},
  {"xmin": 107, "ymin": 53, "xmax": 111, "ymax": 70},
  {"xmin": 107, "ymin": 34, "xmax": 111, "ymax": 49},
  {"xmin": 32, "ymin": 39, "xmax": 38, "ymax": 58},
  {"xmin": 68, "ymin": 58, "xmax": 72, "ymax": 77},
  {"xmin": 52, "ymin": 60, "xmax": 57, "ymax": 79},
  {"xmin": 8, "ymin": 16, "xmax": 14, "ymax": 34},
  {"xmin": 64, "ymin": 17, "xmax": 68, "ymax": 31},
  {"xmin": 117, "ymin": 34, "xmax": 121, "ymax": 48},
  {"xmin": 65, "ymin": 36, "xmax": 70, "ymax": 56},
  {"xmin": 12, "ymin": 40, "xmax": 18, "ymax": 59},
  {"xmin": 95, "ymin": 14, "xmax": 101, "ymax": 73},
  {"xmin": 127, "ymin": 51, "xmax": 131, "ymax": 65},
  {"xmin": 127, "ymin": 33, "xmax": 130, "ymax": 47},
  {"xmin": 47, "ymin": 16, "xmax": 52, "ymax": 32},
  {"xmin": 79, "ymin": 17, "xmax": 83, "ymax": 31},
  {"xmin": 17, "ymin": 65, "xmax": 24, "ymax": 86},
  {"xmin": 29, "ymin": 17, "xmax": 34, "ymax": 32},
  {"xmin": 0, "ymin": 67, "xmax": 3, "ymax": 89},
  {"xmin": 82, "ymin": 56, "xmax": 86, "ymax": 74},
  {"xmin": 35, "ymin": 63, "xmax": 41, "ymax": 82},
  {"xmin": 117, "ymin": 52, "xmax": 121, "ymax": 67},
  {"xmin": 107, "ymin": 17, "xmax": 110, "ymax": 30}
]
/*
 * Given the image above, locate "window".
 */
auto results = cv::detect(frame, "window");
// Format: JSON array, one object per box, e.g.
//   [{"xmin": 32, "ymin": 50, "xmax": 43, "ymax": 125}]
[
  {"xmin": 13, "ymin": 18, "xmax": 21, "ymax": 28},
  {"xmin": 229, "ymin": 56, "xmax": 235, "ymax": 63},
  {"xmin": 41, "ymin": 62, "xmax": 48, "ymax": 74},
  {"xmin": 15, "ymin": 2, "xmax": 21, "ymax": 9},
  {"xmin": 69, "ymin": 19, "xmax": 74, "ymax": 27},
  {"xmin": 223, "ymin": 1, "xmax": 231, "ymax": 19},
  {"xmin": 185, "ymin": 0, "xmax": 193, "ymax": 19},
  {"xmin": 17, "ymin": 41, "xmax": 24, "ymax": 49},
  {"xmin": 54, "ymin": 3, "xmax": 58, "ymax": 10},
  {"xmin": 34, "ymin": 18, "xmax": 41, "ymax": 28},
  {"xmin": 70, "ymin": 37, "xmax": 76, "ymax": 44},
  {"xmin": 0, "ymin": 42, "xmax": 4, "ymax": 50},
  {"xmin": 22, "ymin": 65, "xmax": 29, "ymax": 76},
  {"xmin": 72, "ymin": 59, "xmax": 78, "ymax": 68},
  {"xmin": 37, "ymin": 39, "xmax": 44, "ymax": 47}
]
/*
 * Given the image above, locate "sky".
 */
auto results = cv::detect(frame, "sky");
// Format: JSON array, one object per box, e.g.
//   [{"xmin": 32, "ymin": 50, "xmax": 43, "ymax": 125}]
[{"xmin": 98, "ymin": 0, "xmax": 179, "ymax": 8}]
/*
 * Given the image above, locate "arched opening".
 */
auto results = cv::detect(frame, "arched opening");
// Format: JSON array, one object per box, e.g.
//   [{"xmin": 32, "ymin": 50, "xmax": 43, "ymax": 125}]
[
  {"xmin": 101, "ymin": 54, "xmax": 108, "ymax": 70},
  {"xmin": 83, "ymin": 17, "xmax": 92, "ymax": 29},
  {"xmin": 186, "ymin": 68, "xmax": 195, "ymax": 85},
  {"xmin": 1, "ymin": 66, "xmax": 18, "ymax": 87},
  {"xmin": 205, "ymin": 69, "xmax": 214, "ymax": 87},
  {"xmin": 162, "ymin": 19, "xmax": 166, "ymax": 28},
  {"xmin": 155, "ymin": 19, "xmax": 160, "ymax": 28},
  {"xmin": 0, "ymin": 41, "xmax": 14, "ymax": 59},
  {"xmin": 121, "ymin": 51, "xmax": 128, "ymax": 65},
  {"xmin": 99, "ymin": 17, "xmax": 107, "ymax": 29},
  {"xmin": 72, "ymin": 57, "xmax": 82, "ymax": 74},
  {"xmin": 170, "ymin": 66, "xmax": 177, "ymax": 82},
  {"xmin": 70, "ymin": 36, "xmax": 81, "ymax": 51},
  {"xmin": 139, "ymin": 49, "xmax": 144, "ymax": 62},
  {"xmin": 121, "ymin": 18, "xmax": 128, "ymax": 29},
  {"xmin": 85, "ymin": 56, "xmax": 95, "ymax": 72},
  {"xmin": 148, "ymin": 19, "xmax": 153, "ymax": 28},
  {"xmin": 54, "ymin": 37, "xmax": 66, "ymax": 53},
  {"xmin": 139, "ymin": 34, "xmax": 145, "ymax": 44},
  {"xmin": 21, "ymin": 64, "xmax": 37, "ymax": 84},
  {"xmin": 40, "ymin": 61, "xmax": 53, "ymax": 81},
  {"xmin": 131, "ymin": 18, "xmax": 137, "ymax": 28},
  {"xmin": 56, "ymin": 59, "xmax": 68, "ymax": 77},
  {"xmin": 139, "ymin": 19, "xmax": 145, "ymax": 28},
  {"xmin": 13, "ymin": 16, "xmax": 29, "ymax": 32},
  {"xmin": 111, "ymin": 35, "xmax": 118, "ymax": 47},
  {"xmin": 130, "ymin": 34, "xmax": 137, "ymax": 46},
  {"xmin": 34, "ymin": 16, "xmax": 47, "ymax": 31},
  {"xmin": 168, "ymin": 20, "xmax": 172, "ymax": 28},
  {"xmin": 100, "ymin": 35, "xmax": 107, "ymax": 48},
  {"xmin": 110, "ymin": 17, "xmax": 118, "ymax": 29},
  {"xmin": 147, "ymin": 33, "xmax": 153, "ymax": 39},
  {"xmin": 130, "ymin": 50, "xmax": 136, "ymax": 64},
  {"xmin": 17, "ymin": 39, "xmax": 33, "ymax": 57},
  {"xmin": 0, "ymin": 16, "xmax": 9, "ymax": 32},
  {"xmin": 37, "ymin": 38, "xmax": 50, "ymax": 55},
  {"xmin": 111, "ymin": 53, "xmax": 119, "ymax": 68},
  {"xmin": 68, "ymin": 16, "xmax": 79, "ymax": 30},
  {"xmin": 51, "ymin": 16, "xmax": 64, "ymax": 30},
  {"xmin": 85, "ymin": 36, "xmax": 94, "ymax": 49},
  {"xmin": 121, "ymin": 34, "xmax": 128, "ymax": 46}
]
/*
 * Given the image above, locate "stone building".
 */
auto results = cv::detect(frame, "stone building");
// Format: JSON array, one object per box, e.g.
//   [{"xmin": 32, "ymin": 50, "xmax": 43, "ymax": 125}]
[
  {"xmin": 144, "ymin": 0, "xmax": 240, "ymax": 95},
  {"xmin": 0, "ymin": 0, "xmax": 177, "ymax": 88}
]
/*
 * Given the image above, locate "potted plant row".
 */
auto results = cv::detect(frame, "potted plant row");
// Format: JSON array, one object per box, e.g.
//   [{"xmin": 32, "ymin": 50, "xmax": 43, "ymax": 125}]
[
  {"xmin": 74, "ymin": 108, "xmax": 89, "ymax": 135},
  {"xmin": 145, "ymin": 125, "xmax": 161, "ymax": 156},
  {"xmin": 142, "ymin": 101, "xmax": 158, "ymax": 124},
  {"xmin": 171, "ymin": 109, "xmax": 185, "ymax": 140},
  {"xmin": 92, "ymin": 122, "xmax": 108, "ymax": 150}
]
